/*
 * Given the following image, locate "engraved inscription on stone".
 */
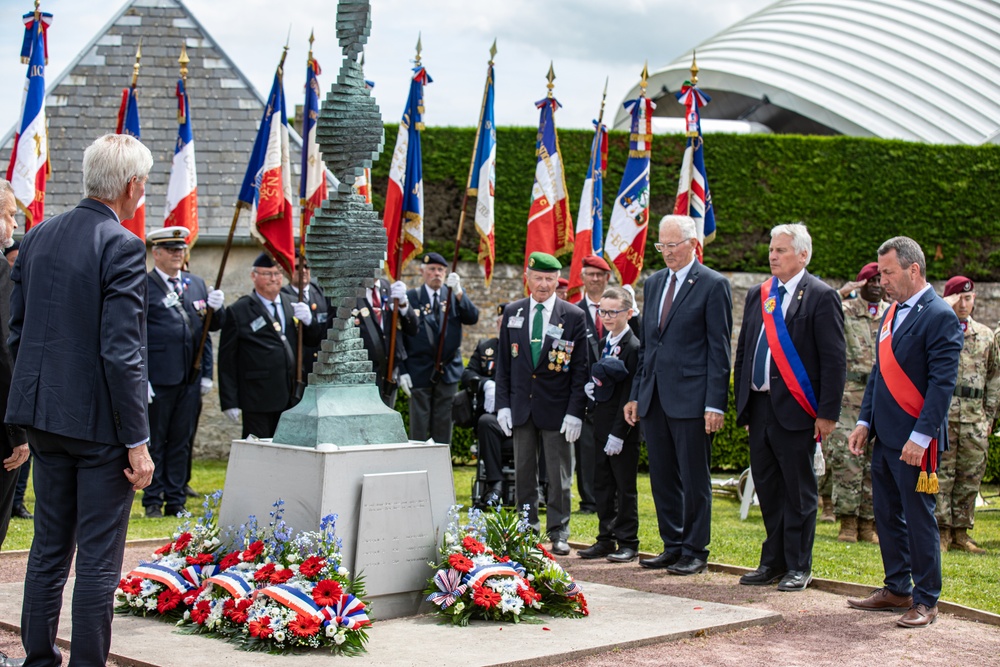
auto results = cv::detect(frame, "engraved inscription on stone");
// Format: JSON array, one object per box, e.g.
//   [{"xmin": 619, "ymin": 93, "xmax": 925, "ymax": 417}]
[{"xmin": 354, "ymin": 471, "xmax": 435, "ymax": 596}]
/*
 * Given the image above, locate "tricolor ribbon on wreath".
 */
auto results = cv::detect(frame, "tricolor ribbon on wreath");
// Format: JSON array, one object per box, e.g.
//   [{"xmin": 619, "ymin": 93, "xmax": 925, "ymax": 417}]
[
  {"xmin": 128, "ymin": 562, "xmax": 218, "ymax": 594},
  {"xmin": 256, "ymin": 584, "xmax": 371, "ymax": 629}
]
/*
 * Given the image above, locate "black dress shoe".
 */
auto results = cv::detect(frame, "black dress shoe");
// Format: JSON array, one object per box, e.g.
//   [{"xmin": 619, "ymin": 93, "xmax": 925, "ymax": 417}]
[
  {"xmin": 577, "ymin": 505, "xmax": 597, "ymax": 515},
  {"xmin": 550, "ymin": 540, "xmax": 571, "ymax": 556},
  {"xmin": 606, "ymin": 547, "xmax": 638, "ymax": 563},
  {"xmin": 639, "ymin": 551, "xmax": 681, "ymax": 569},
  {"xmin": 185, "ymin": 484, "xmax": 199, "ymax": 498},
  {"xmin": 164, "ymin": 505, "xmax": 186, "ymax": 517},
  {"xmin": 777, "ymin": 570, "xmax": 812, "ymax": 592},
  {"xmin": 145, "ymin": 506, "xmax": 163, "ymax": 519},
  {"xmin": 11, "ymin": 504, "xmax": 32, "ymax": 520},
  {"xmin": 577, "ymin": 542, "xmax": 617, "ymax": 559},
  {"xmin": 739, "ymin": 566, "xmax": 786, "ymax": 586},
  {"xmin": 667, "ymin": 556, "xmax": 708, "ymax": 576}
]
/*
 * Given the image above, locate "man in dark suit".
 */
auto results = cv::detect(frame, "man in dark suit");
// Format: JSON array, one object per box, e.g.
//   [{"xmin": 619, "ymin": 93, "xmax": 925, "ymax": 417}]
[
  {"xmin": 281, "ymin": 254, "xmax": 331, "ymax": 383},
  {"xmin": 847, "ymin": 236, "xmax": 962, "ymax": 628},
  {"xmin": 143, "ymin": 226, "xmax": 225, "ymax": 518},
  {"xmin": 219, "ymin": 253, "xmax": 324, "ymax": 439},
  {"xmin": 624, "ymin": 215, "xmax": 733, "ymax": 575},
  {"xmin": 398, "ymin": 252, "xmax": 479, "ymax": 444},
  {"xmin": 7, "ymin": 134, "xmax": 155, "ymax": 667},
  {"xmin": 354, "ymin": 276, "xmax": 417, "ymax": 407},
  {"xmin": 496, "ymin": 252, "xmax": 588, "ymax": 556},
  {"xmin": 734, "ymin": 223, "xmax": 846, "ymax": 592}
]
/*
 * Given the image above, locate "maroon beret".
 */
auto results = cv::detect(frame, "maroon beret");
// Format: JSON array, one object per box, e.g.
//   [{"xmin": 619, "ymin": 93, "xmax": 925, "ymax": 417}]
[
  {"xmin": 557, "ymin": 277, "xmax": 569, "ymax": 288},
  {"xmin": 856, "ymin": 262, "xmax": 879, "ymax": 282},
  {"xmin": 582, "ymin": 255, "xmax": 611, "ymax": 272},
  {"xmin": 943, "ymin": 276, "xmax": 974, "ymax": 297}
]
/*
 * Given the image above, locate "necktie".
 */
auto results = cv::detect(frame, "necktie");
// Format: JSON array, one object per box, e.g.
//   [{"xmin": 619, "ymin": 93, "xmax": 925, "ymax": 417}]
[
  {"xmin": 531, "ymin": 303, "xmax": 545, "ymax": 367},
  {"xmin": 432, "ymin": 292, "xmax": 440, "ymax": 320},
  {"xmin": 168, "ymin": 277, "xmax": 183, "ymax": 300},
  {"xmin": 593, "ymin": 303, "xmax": 604, "ymax": 338},
  {"xmin": 371, "ymin": 287, "xmax": 382, "ymax": 326},
  {"xmin": 271, "ymin": 301, "xmax": 281, "ymax": 332},
  {"xmin": 891, "ymin": 302, "xmax": 910, "ymax": 333},
  {"xmin": 658, "ymin": 272, "xmax": 677, "ymax": 332},
  {"xmin": 602, "ymin": 338, "xmax": 612, "ymax": 358},
  {"xmin": 752, "ymin": 285, "xmax": 786, "ymax": 389}
]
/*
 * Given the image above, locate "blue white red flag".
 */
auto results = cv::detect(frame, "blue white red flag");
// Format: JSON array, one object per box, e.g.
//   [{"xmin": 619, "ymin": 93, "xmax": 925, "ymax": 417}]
[
  {"xmin": 239, "ymin": 64, "xmax": 295, "ymax": 276},
  {"xmin": 300, "ymin": 53, "xmax": 327, "ymax": 230},
  {"xmin": 164, "ymin": 77, "xmax": 198, "ymax": 244},
  {"xmin": 20, "ymin": 10, "xmax": 51, "ymax": 63},
  {"xmin": 673, "ymin": 81, "xmax": 716, "ymax": 260},
  {"xmin": 605, "ymin": 95, "xmax": 655, "ymax": 286},
  {"xmin": 353, "ymin": 78, "xmax": 374, "ymax": 203},
  {"xmin": 383, "ymin": 65, "xmax": 431, "ymax": 281},
  {"xmin": 524, "ymin": 96, "xmax": 573, "ymax": 271},
  {"xmin": 6, "ymin": 16, "xmax": 48, "ymax": 230},
  {"xmin": 116, "ymin": 77, "xmax": 145, "ymax": 240},
  {"xmin": 567, "ymin": 118, "xmax": 607, "ymax": 303},
  {"xmin": 470, "ymin": 63, "xmax": 496, "ymax": 286}
]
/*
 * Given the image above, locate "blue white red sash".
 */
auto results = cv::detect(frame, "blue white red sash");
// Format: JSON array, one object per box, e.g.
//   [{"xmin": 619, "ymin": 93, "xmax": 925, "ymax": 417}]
[{"xmin": 760, "ymin": 277, "xmax": 818, "ymax": 418}]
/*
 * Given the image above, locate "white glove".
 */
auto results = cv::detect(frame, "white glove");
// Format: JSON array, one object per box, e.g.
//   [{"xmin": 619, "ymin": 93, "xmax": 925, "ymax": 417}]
[
  {"xmin": 446, "ymin": 272, "xmax": 462, "ymax": 296},
  {"xmin": 604, "ymin": 434, "xmax": 624, "ymax": 456},
  {"xmin": 224, "ymin": 408, "xmax": 241, "ymax": 423},
  {"xmin": 560, "ymin": 415, "xmax": 583, "ymax": 443},
  {"xmin": 147, "ymin": 382, "xmax": 155, "ymax": 404},
  {"xmin": 497, "ymin": 407, "xmax": 512, "ymax": 436},
  {"xmin": 292, "ymin": 301, "xmax": 313, "ymax": 326},
  {"xmin": 584, "ymin": 381, "xmax": 595, "ymax": 401},
  {"xmin": 390, "ymin": 281, "xmax": 407, "ymax": 304},
  {"xmin": 483, "ymin": 380, "xmax": 496, "ymax": 414},
  {"xmin": 207, "ymin": 289, "xmax": 224, "ymax": 310},
  {"xmin": 200, "ymin": 378, "xmax": 213, "ymax": 396},
  {"xmin": 813, "ymin": 443, "xmax": 826, "ymax": 477},
  {"xmin": 398, "ymin": 373, "xmax": 412, "ymax": 397},
  {"xmin": 622, "ymin": 284, "xmax": 639, "ymax": 317}
]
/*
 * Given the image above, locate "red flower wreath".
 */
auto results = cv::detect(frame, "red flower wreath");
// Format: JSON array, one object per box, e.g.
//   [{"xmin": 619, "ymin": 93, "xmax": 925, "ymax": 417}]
[
  {"xmin": 218, "ymin": 551, "xmax": 241, "ymax": 570},
  {"xmin": 472, "ymin": 585, "xmax": 502, "ymax": 609},
  {"xmin": 253, "ymin": 563, "xmax": 276, "ymax": 583},
  {"xmin": 312, "ymin": 579, "xmax": 344, "ymax": 607},
  {"xmin": 118, "ymin": 577, "xmax": 142, "ymax": 596},
  {"xmin": 185, "ymin": 553, "xmax": 214, "ymax": 566},
  {"xmin": 190, "ymin": 600, "xmax": 212, "ymax": 624},
  {"xmin": 269, "ymin": 568, "xmax": 294, "ymax": 585}
]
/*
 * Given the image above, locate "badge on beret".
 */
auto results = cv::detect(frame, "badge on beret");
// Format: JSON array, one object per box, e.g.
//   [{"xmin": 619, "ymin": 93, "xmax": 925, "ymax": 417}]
[{"xmin": 485, "ymin": 347, "xmax": 494, "ymax": 356}]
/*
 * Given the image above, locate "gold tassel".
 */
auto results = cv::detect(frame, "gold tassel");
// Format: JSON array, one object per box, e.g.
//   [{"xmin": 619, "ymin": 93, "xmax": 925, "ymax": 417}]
[
  {"xmin": 916, "ymin": 471, "xmax": 928, "ymax": 493},
  {"xmin": 927, "ymin": 473, "xmax": 940, "ymax": 494}
]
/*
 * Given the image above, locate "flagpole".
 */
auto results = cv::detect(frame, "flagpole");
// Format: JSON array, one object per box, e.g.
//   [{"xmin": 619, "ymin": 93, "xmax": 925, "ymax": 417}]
[
  {"xmin": 433, "ymin": 39, "xmax": 496, "ymax": 383},
  {"xmin": 684, "ymin": 54, "xmax": 696, "ymax": 216},
  {"xmin": 294, "ymin": 30, "xmax": 316, "ymax": 393}
]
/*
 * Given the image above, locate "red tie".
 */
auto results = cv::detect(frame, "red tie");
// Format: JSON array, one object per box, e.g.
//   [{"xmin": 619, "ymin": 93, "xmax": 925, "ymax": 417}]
[
  {"xmin": 593, "ymin": 304, "xmax": 604, "ymax": 338},
  {"xmin": 371, "ymin": 287, "xmax": 382, "ymax": 326}
]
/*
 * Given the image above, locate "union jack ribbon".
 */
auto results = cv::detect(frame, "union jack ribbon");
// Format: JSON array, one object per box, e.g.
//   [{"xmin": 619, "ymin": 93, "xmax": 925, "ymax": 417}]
[
  {"xmin": 461, "ymin": 563, "xmax": 521, "ymax": 589},
  {"xmin": 204, "ymin": 571, "xmax": 254, "ymax": 599},
  {"xmin": 180, "ymin": 564, "xmax": 218, "ymax": 588},
  {"xmin": 128, "ymin": 562, "xmax": 195, "ymax": 593},
  {"xmin": 426, "ymin": 568, "xmax": 468, "ymax": 608}
]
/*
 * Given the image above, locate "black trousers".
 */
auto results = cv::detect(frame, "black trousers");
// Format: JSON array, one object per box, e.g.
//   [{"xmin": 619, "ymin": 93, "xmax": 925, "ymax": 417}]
[
  {"xmin": 593, "ymin": 421, "xmax": 640, "ymax": 551},
  {"xmin": 477, "ymin": 413, "xmax": 511, "ymax": 483},
  {"xmin": 22, "ymin": 428, "xmax": 134, "ymax": 667},
  {"xmin": 145, "ymin": 382, "xmax": 199, "ymax": 511},
  {"xmin": 242, "ymin": 410, "xmax": 283, "ymax": 440},
  {"xmin": 748, "ymin": 391, "xmax": 818, "ymax": 572},
  {"xmin": 0, "ymin": 442, "xmax": 18, "ymax": 547},
  {"xmin": 574, "ymin": 414, "xmax": 597, "ymax": 511}
]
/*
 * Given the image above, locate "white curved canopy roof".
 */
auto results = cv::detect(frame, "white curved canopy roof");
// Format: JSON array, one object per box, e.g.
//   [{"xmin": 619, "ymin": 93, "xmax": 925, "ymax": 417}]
[{"xmin": 616, "ymin": 0, "xmax": 1000, "ymax": 144}]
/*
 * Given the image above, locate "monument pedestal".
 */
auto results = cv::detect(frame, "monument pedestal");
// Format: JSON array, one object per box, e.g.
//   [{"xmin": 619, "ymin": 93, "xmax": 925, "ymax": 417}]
[{"xmin": 219, "ymin": 438, "xmax": 455, "ymax": 619}]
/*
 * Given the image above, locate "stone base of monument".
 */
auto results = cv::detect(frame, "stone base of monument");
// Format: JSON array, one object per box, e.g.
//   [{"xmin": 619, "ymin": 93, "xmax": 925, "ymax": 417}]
[{"xmin": 218, "ymin": 436, "xmax": 455, "ymax": 620}]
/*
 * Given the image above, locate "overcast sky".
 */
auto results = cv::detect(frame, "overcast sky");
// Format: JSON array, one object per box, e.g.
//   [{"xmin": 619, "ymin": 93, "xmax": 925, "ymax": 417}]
[{"xmin": 0, "ymin": 0, "xmax": 774, "ymax": 135}]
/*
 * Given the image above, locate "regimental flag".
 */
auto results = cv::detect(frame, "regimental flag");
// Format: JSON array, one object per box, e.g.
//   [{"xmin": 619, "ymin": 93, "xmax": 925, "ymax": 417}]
[
  {"xmin": 6, "ymin": 15, "xmax": 49, "ymax": 230},
  {"xmin": 567, "ymin": 118, "xmax": 608, "ymax": 303},
  {"xmin": 383, "ymin": 64, "xmax": 432, "ymax": 281},
  {"xmin": 116, "ymin": 74, "xmax": 145, "ymax": 240},
  {"xmin": 353, "ymin": 78, "xmax": 374, "ymax": 204},
  {"xmin": 164, "ymin": 77, "xmax": 198, "ymax": 245},
  {"xmin": 524, "ymin": 96, "xmax": 573, "ymax": 271},
  {"xmin": 605, "ymin": 95, "xmax": 655, "ymax": 286},
  {"xmin": 300, "ymin": 50, "xmax": 327, "ymax": 230},
  {"xmin": 19, "ymin": 10, "xmax": 52, "ymax": 63},
  {"xmin": 469, "ymin": 62, "xmax": 496, "ymax": 286},
  {"xmin": 239, "ymin": 64, "xmax": 295, "ymax": 276},
  {"xmin": 673, "ymin": 81, "xmax": 716, "ymax": 259}
]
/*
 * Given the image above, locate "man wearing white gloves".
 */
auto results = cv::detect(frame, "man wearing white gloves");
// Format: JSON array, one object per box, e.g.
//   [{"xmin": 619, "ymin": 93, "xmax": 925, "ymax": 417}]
[
  {"xmin": 143, "ymin": 226, "xmax": 226, "ymax": 518},
  {"xmin": 353, "ymin": 276, "xmax": 418, "ymax": 407},
  {"xmin": 496, "ymin": 252, "xmax": 588, "ymax": 556},
  {"xmin": 219, "ymin": 253, "xmax": 323, "ymax": 439},
  {"xmin": 397, "ymin": 252, "xmax": 479, "ymax": 445}
]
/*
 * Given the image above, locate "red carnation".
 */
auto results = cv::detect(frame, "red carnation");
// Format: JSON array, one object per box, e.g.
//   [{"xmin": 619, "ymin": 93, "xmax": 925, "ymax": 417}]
[
  {"xmin": 118, "ymin": 577, "xmax": 142, "ymax": 596},
  {"xmin": 448, "ymin": 553, "xmax": 474, "ymax": 573},
  {"xmin": 298, "ymin": 555, "xmax": 326, "ymax": 578},
  {"xmin": 190, "ymin": 600, "xmax": 212, "ymax": 624},
  {"xmin": 173, "ymin": 532, "xmax": 193, "ymax": 552},
  {"xmin": 289, "ymin": 613, "xmax": 321, "ymax": 637},
  {"xmin": 218, "ymin": 551, "xmax": 241, "ymax": 571},
  {"xmin": 312, "ymin": 579, "xmax": 344, "ymax": 607},
  {"xmin": 185, "ymin": 553, "xmax": 214, "ymax": 566},
  {"xmin": 472, "ymin": 585, "xmax": 502, "ymax": 609},
  {"xmin": 249, "ymin": 616, "xmax": 273, "ymax": 638},
  {"xmin": 269, "ymin": 568, "xmax": 294, "ymax": 585},
  {"xmin": 518, "ymin": 584, "xmax": 542, "ymax": 606},
  {"xmin": 243, "ymin": 540, "xmax": 265, "ymax": 561},
  {"xmin": 253, "ymin": 563, "xmax": 276, "ymax": 583},
  {"xmin": 462, "ymin": 536, "xmax": 486, "ymax": 555},
  {"xmin": 154, "ymin": 542, "xmax": 173, "ymax": 556}
]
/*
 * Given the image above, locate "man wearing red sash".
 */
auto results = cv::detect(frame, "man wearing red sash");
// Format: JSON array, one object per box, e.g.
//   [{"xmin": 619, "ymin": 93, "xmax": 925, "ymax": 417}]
[
  {"xmin": 734, "ymin": 223, "xmax": 846, "ymax": 592},
  {"xmin": 847, "ymin": 236, "xmax": 962, "ymax": 628}
]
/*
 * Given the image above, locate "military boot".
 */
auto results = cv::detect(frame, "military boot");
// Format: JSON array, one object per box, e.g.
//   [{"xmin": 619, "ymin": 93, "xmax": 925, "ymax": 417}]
[
  {"xmin": 820, "ymin": 496, "xmax": 835, "ymax": 523},
  {"xmin": 837, "ymin": 515, "xmax": 858, "ymax": 542},
  {"xmin": 858, "ymin": 518, "xmax": 879, "ymax": 544},
  {"xmin": 939, "ymin": 526, "xmax": 952, "ymax": 553},
  {"xmin": 952, "ymin": 528, "xmax": 986, "ymax": 554}
]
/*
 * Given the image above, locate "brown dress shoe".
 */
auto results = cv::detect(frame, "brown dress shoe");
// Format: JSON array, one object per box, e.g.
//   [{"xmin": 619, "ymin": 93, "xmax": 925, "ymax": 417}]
[
  {"xmin": 897, "ymin": 604, "xmax": 938, "ymax": 628},
  {"xmin": 847, "ymin": 587, "xmax": 913, "ymax": 611}
]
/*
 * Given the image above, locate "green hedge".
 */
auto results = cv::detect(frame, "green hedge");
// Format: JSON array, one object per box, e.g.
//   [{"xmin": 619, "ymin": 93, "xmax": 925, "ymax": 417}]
[{"xmin": 372, "ymin": 126, "xmax": 1000, "ymax": 280}]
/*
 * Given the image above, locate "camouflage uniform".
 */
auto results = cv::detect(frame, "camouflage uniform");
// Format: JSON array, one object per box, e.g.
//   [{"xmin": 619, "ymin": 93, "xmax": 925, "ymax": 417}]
[
  {"xmin": 935, "ymin": 317, "xmax": 1000, "ymax": 529},
  {"xmin": 826, "ymin": 297, "xmax": 885, "ymax": 519}
]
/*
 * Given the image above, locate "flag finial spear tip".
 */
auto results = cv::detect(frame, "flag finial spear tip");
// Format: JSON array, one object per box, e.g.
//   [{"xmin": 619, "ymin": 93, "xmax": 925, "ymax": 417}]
[
  {"xmin": 690, "ymin": 51, "xmax": 699, "ymax": 86},
  {"xmin": 309, "ymin": 28, "xmax": 315, "ymax": 46},
  {"xmin": 178, "ymin": 42, "xmax": 189, "ymax": 80},
  {"xmin": 603, "ymin": 76, "xmax": 609, "ymax": 97},
  {"xmin": 546, "ymin": 61, "xmax": 555, "ymax": 97},
  {"xmin": 489, "ymin": 38, "xmax": 497, "ymax": 64},
  {"xmin": 640, "ymin": 60, "xmax": 649, "ymax": 94},
  {"xmin": 131, "ymin": 39, "xmax": 142, "ymax": 86},
  {"xmin": 415, "ymin": 33, "xmax": 422, "ymax": 66}
]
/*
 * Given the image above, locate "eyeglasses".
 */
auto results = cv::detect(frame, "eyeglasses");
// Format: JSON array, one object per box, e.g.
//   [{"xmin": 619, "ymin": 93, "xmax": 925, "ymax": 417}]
[
  {"xmin": 253, "ymin": 269, "xmax": 283, "ymax": 279},
  {"xmin": 654, "ymin": 239, "xmax": 692, "ymax": 252},
  {"xmin": 597, "ymin": 308, "xmax": 628, "ymax": 317}
]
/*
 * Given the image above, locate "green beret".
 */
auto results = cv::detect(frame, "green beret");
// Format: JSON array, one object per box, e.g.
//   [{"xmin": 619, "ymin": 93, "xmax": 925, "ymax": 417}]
[{"xmin": 527, "ymin": 252, "xmax": 561, "ymax": 272}]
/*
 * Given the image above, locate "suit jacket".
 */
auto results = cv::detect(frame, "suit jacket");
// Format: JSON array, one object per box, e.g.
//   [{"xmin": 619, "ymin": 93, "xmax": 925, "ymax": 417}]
[
  {"xmin": 734, "ymin": 270, "xmax": 847, "ymax": 431},
  {"xmin": 594, "ymin": 328, "xmax": 640, "ymax": 442},
  {"xmin": 461, "ymin": 336, "xmax": 499, "ymax": 420},
  {"xmin": 859, "ymin": 287, "xmax": 962, "ymax": 451},
  {"xmin": 0, "ymin": 263, "xmax": 26, "ymax": 453},
  {"xmin": 281, "ymin": 280, "xmax": 332, "ymax": 378},
  {"xmin": 7, "ymin": 198, "xmax": 149, "ymax": 446},
  {"xmin": 354, "ymin": 278, "xmax": 418, "ymax": 388},
  {"xmin": 147, "ymin": 270, "xmax": 224, "ymax": 386},
  {"xmin": 496, "ymin": 297, "xmax": 589, "ymax": 431},
  {"xmin": 218, "ymin": 292, "xmax": 323, "ymax": 413},
  {"xmin": 631, "ymin": 262, "xmax": 733, "ymax": 419},
  {"xmin": 399, "ymin": 286, "xmax": 479, "ymax": 387}
]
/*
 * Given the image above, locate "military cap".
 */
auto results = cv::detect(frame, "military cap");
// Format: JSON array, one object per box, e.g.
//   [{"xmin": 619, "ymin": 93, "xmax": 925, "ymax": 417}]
[
  {"xmin": 148, "ymin": 226, "xmax": 190, "ymax": 248},
  {"xmin": 422, "ymin": 252, "xmax": 448, "ymax": 267},
  {"xmin": 944, "ymin": 276, "xmax": 974, "ymax": 297},
  {"xmin": 856, "ymin": 262, "xmax": 879, "ymax": 282},
  {"xmin": 495, "ymin": 302, "xmax": 508, "ymax": 317},
  {"xmin": 582, "ymin": 255, "xmax": 611, "ymax": 272},
  {"xmin": 557, "ymin": 278, "xmax": 569, "ymax": 288},
  {"xmin": 591, "ymin": 357, "xmax": 629, "ymax": 402},
  {"xmin": 252, "ymin": 252, "xmax": 276, "ymax": 268},
  {"xmin": 527, "ymin": 252, "xmax": 561, "ymax": 272}
]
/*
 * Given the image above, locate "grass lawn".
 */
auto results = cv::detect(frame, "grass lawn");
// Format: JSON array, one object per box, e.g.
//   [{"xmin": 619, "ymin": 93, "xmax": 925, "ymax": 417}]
[{"xmin": 6, "ymin": 460, "xmax": 999, "ymax": 614}]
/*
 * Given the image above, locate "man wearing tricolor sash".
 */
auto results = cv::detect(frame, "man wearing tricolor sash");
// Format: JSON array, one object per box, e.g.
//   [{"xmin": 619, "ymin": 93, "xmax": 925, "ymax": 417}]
[
  {"xmin": 734, "ymin": 223, "xmax": 845, "ymax": 592},
  {"xmin": 847, "ymin": 237, "xmax": 962, "ymax": 629}
]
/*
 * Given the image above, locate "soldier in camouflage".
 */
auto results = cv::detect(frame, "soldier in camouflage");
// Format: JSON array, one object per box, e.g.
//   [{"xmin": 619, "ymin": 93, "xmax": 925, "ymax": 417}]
[
  {"xmin": 831, "ymin": 262, "xmax": 885, "ymax": 543},
  {"xmin": 937, "ymin": 276, "xmax": 1000, "ymax": 554}
]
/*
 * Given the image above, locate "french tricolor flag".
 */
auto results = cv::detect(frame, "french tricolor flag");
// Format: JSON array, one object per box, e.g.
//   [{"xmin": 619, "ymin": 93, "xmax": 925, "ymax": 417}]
[
  {"xmin": 299, "ymin": 53, "xmax": 326, "ymax": 230},
  {"xmin": 116, "ymin": 83, "xmax": 145, "ymax": 240},
  {"xmin": 164, "ymin": 78, "xmax": 198, "ymax": 243},
  {"xmin": 567, "ymin": 119, "xmax": 607, "ymax": 303},
  {"xmin": 6, "ymin": 17, "xmax": 49, "ymax": 230}
]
